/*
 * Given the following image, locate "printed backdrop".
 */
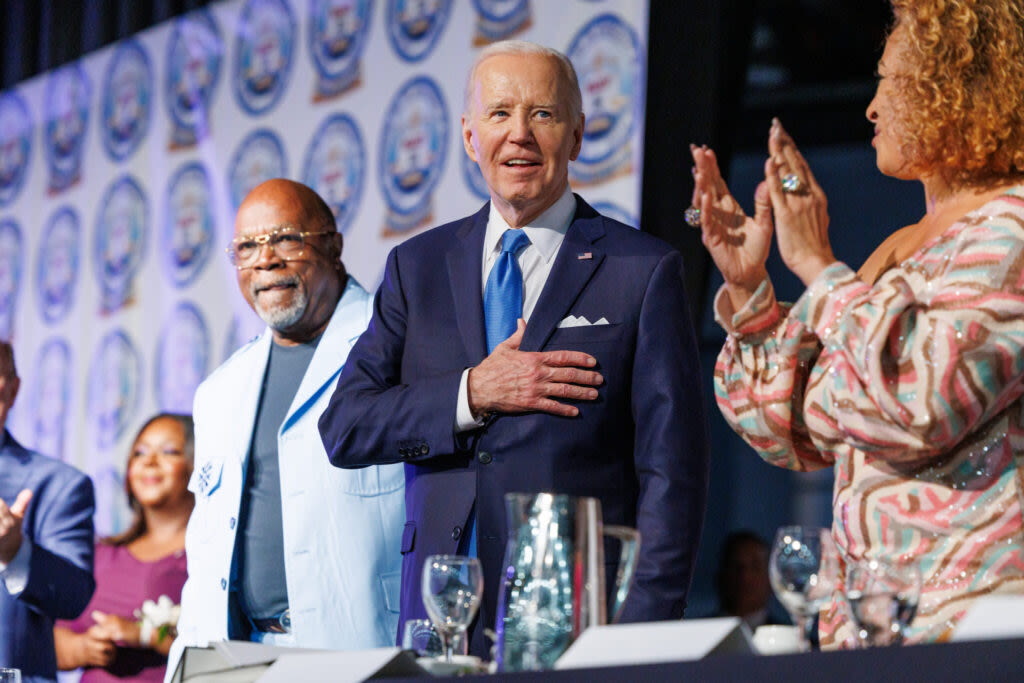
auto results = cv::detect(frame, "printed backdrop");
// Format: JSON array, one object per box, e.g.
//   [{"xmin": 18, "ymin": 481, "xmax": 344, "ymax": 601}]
[{"xmin": 0, "ymin": 0, "xmax": 649, "ymax": 535}]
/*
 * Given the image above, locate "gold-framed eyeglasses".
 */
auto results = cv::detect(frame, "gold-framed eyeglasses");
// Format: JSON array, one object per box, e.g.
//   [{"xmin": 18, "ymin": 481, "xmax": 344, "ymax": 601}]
[{"xmin": 226, "ymin": 227, "xmax": 333, "ymax": 270}]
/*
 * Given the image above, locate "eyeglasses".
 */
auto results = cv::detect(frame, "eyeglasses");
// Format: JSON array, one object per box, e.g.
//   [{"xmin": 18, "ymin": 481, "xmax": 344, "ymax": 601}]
[{"xmin": 226, "ymin": 227, "xmax": 334, "ymax": 270}]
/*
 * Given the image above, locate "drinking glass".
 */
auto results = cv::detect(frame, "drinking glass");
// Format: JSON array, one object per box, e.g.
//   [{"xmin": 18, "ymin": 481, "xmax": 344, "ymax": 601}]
[
  {"xmin": 769, "ymin": 526, "xmax": 839, "ymax": 651},
  {"xmin": 844, "ymin": 559, "xmax": 921, "ymax": 647},
  {"xmin": 421, "ymin": 555, "xmax": 484, "ymax": 663},
  {"xmin": 0, "ymin": 669, "xmax": 21, "ymax": 683},
  {"xmin": 403, "ymin": 618, "xmax": 444, "ymax": 657}
]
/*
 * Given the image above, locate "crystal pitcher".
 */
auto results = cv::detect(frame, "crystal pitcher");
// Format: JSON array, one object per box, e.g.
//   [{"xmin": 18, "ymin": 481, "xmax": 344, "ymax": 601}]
[{"xmin": 495, "ymin": 492, "xmax": 640, "ymax": 671}]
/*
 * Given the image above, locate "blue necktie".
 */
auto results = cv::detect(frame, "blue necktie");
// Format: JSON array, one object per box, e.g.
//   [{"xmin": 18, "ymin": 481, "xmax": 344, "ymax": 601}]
[
  {"xmin": 461, "ymin": 229, "xmax": 530, "ymax": 557},
  {"xmin": 483, "ymin": 229, "xmax": 530, "ymax": 353}
]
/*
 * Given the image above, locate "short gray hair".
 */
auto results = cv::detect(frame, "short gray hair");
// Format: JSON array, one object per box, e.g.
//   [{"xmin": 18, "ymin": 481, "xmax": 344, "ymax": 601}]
[{"xmin": 463, "ymin": 40, "xmax": 583, "ymax": 121}]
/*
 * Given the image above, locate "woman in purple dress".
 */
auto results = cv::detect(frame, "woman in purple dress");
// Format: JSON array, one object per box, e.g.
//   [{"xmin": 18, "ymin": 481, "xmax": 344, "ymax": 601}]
[{"xmin": 54, "ymin": 414, "xmax": 194, "ymax": 682}]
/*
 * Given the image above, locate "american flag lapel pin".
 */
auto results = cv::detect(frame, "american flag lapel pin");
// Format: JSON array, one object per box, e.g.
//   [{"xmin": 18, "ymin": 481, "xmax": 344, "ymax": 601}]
[{"xmin": 577, "ymin": 252, "xmax": 592, "ymax": 260}]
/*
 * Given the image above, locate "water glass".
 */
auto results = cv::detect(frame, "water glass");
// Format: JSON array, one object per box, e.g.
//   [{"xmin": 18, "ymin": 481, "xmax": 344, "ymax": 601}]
[
  {"xmin": 402, "ymin": 618, "xmax": 444, "ymax": 657},
  {"xmin": 421, "ymin": 554, "xmax": 484, "ymax": 663},
  {"xmin": 844, "ymin": 559, "xmax": 921, "ymax": 647},
  {"xmin": 0, "ymin": 669, "xmax": 21, "ymax": 683},
  {"xmin": 769, "ymin": 526, "xmax": 839, "ymax": 651}
]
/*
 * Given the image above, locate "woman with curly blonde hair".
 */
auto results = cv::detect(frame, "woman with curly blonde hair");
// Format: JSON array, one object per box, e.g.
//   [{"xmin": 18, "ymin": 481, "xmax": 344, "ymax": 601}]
[{"xmin": 689, "ymin": 0, "xmax": 1024, "ymax": 647}]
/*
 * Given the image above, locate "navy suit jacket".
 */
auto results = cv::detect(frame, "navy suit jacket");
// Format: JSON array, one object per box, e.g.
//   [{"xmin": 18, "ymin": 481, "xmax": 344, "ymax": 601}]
[
  {"xmin": 0, "ymin": 430, "xmax": 95, "ymax": 682},
  {"xmin": 320, "ymin": 197, "xmax": 709, "ymax": 646}
]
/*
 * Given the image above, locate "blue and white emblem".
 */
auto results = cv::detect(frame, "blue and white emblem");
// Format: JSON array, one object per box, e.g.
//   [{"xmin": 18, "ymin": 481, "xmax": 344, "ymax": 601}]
[
  {"xmin": 234, "ymin": 0, "xmax": 296, "ymax": 115},
  {"xmin": 36, "ymin": 207, "xmax": 81, "ymax": 325},
  {"xmin": 88, "ymin": 328, "xmax": 142, "ymax": 450},
  {"xmin": 470, "ymin": 0, "xmax": 531, "ymax": 46},
  {"xmin": 0, "ymin": 92, "xmax": 32, "ymax": 207},
  {"xmin": 165, "ymin": 9, "xmax": 224, "ymax": 148},
  {"xmin": 461, "ymin": 152, "xmax": 490, "ymax": 201},
  {"xmin": 155, "ymin": 301, "xmax": 210, "ymax": 413},
  {"xmin": 163, "ymin": 162, "xmax": 214, "ymax": 288},
  {"xmin": 32, "ymin": 337, "xmax": 72, "ymax": 462},
  {"xmin": 228, "ymin": 128, "xmax": 287, "ymax": 210},
  {"xmin": 93, "ymin": 175, "xmax": 149, "ymax": 313},
  {"xmin": 567, "ymin": 14, "xmax": 644, "ymax": 187},
  {"xmin": 591, "ymin": 201, "xmax": 638, "ymax": 230},
  {"xmin": 302, "ymin": 113, "xmax": 364, "ymax": 234},
  {"xmin": 91, "ymin": 464, "xmax": 129, "ymax": 536},
  {"xmin": 378, "ymin": 75, "xmax": 448, "ymax": 234},
  {"xmin": 101, "ymin": 40, "xmax": 153, "ymax": 162},
  {"xmin": 0, "ymin": 220, "xmax": 23, "ymax": 340},
  {"xmin": 386, "ymin": 0, "xmax": 452, "ymax": 63},
  {"xmin": 307, "ymin": 0, "xmax": 373, "ymax": 101},
  {"xmin": 44, "ymin": 63, "xmax": 91, "ymax": 194}
]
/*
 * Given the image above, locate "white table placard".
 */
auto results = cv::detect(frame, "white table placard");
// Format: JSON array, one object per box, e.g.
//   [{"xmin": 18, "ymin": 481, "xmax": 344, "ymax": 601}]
[
  {"xmin": 554, "ymin": 617, "xmax": 753, "ymax": 670},
  {"xmin": 256, "ymin": 648, "xmax": 426, "ymax": 682},
  {"xmin": 952, "ymin": 595, "xmax": 1024, "ymax": 641}
]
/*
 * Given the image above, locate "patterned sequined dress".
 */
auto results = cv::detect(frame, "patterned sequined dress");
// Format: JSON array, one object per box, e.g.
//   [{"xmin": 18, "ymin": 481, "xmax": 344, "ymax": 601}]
[{"xmin": 714, "ymin": 185, "xmax": 1024, "ymax": 646}]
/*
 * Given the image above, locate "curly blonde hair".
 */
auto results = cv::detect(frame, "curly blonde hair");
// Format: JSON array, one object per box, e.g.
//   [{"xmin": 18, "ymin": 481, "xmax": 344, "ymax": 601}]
[{"xmin": 889, "ymin": 0, "xmax": 1024, "ymax": 186}]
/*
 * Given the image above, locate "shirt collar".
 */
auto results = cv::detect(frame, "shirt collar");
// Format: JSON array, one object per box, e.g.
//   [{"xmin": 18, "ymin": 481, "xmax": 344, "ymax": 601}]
[{"xmin": 485, "ymin": 186, "xmax": 576, "ymax": 264}]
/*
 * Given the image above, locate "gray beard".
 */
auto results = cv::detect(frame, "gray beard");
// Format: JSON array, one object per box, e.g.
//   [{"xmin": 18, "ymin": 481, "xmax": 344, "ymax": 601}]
[{"xmin": 253, "ymin": 286, "xmax": 308, "ymax": 331}]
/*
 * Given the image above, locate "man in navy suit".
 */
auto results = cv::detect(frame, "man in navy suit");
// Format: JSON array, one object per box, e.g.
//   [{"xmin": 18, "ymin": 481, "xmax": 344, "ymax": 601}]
[
  {"xmin": 0, "ymin": 341, "xmax": 95, "ymax": 682},
  {"xmin": 319, "ymin": 40, "xmax": 709, "ymax": 653}
]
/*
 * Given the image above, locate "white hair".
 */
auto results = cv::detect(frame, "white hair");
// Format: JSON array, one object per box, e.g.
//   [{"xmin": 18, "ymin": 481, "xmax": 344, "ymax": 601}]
[{"xmin": 463, "ymin": 40, "xmax": 583, "ymax": 121}]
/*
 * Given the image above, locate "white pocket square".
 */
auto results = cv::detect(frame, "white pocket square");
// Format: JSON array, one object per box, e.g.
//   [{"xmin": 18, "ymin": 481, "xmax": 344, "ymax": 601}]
[{"xmin": 558, "ymin": 315, "xmax": 611, "ymax": 328}]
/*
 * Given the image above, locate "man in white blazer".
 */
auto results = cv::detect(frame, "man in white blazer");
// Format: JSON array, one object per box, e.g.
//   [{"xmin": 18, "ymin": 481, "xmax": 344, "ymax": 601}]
[{"xmin": 167, "ymin": 179, "xmax": 404, "ymax": 678}]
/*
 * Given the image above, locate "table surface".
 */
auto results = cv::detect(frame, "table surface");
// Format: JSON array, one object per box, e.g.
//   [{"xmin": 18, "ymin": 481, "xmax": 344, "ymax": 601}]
[{"xmin": 380, "ymin": 637, "xmax": 1024, "ymax": 682}]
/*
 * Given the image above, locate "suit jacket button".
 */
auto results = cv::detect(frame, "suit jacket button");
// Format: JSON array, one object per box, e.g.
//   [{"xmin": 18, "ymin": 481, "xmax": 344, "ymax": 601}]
[
  {"xmin": 478, "ymin": 451, "xmax": 492, "ymax": 465},
  {"xmin": 452, "ymin": 526, "xmax": 462, "ymax": 541},
  {"xmin": 399, "ymin": 447, "xmax": 408, "ymax": 458},
  {"xmin": 420, "ymin": 445, "xmax": 429, "ymax": 455},
  {"xmin": 220, "ymin": 578, "xmax": 227, "ymax": 590},
  {"xmin": 229, "ymin": 517, "xmax": 236, "ymax": 530}
]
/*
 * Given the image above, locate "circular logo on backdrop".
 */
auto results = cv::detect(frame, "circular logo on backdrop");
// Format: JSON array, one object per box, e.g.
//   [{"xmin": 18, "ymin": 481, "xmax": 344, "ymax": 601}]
[
  {"xmin": 462, "ymin": 153, "xmax": 490, "ymax": 201},
  {"xmin": 228, "ymin": 128, "xmax": 287, "ymax": 210},
  {"xmin": 386, "ymin": 0, "xmax": 452, "ymax": 63},
  {"xmin": 44, "ymin": 63, "xmax": 91, "ymax": 194},
  {"xmin": 567, "ymin": 14, "xmax": 643, "ymax": 187},
  {"xmin": 591, "ymin": 201, "xmax": 637, "ymax": 229},
  {"xmin": 32, "ymin": 337, "xmax": 72, "ymax": 462},
  {"xmin": 162, "ymin": 162, "xmax": 215, "ymax": 288},
  {"xmin": 378, "ymin": 75, "xmax": 448, "ymax": 235},
  {"xmin": 36, "ymin": 207, "xmax": 81, "ymax": 325},
  {"xmin": 302, "ymin": 113, "xmax": 365, "ymax": 234},
  {"xmin": 0, "ymin": 220, "xmax": 23, "ymax": 340},
  {"xmin": 234, "ymin": 0, "xmax": 296, "ymax": 115},
  {"xmin": 307, "ymin": 0, "xmax": 373, "ymax": 101},
  {"xmin": 470, "ymin": 0, "xmax": 531, "ymax": 46},
  {"xmin": 101, "ymin": 40, "xmax": 153, "ymax": 162},
  {"xmin": 91, "ymin": 464, "xmax": 129, "ymax": 537},
  {"xmin": 0, "ymin": 92, "xmax": 32, "ymax": 207},
  {"xmin": 93, "ymin": 175, "xmax": 149, "ymax": 313},
  {"xmin": 155, "ymin": 301, "xmax": 210, "ymax": 413},
  {"xmin": 88, "ymin": 328, "xmax": 142, "ymax": 450},
  {"xmin": 165, "ymin": 9, "xmax": 223, "ymax": 148}
]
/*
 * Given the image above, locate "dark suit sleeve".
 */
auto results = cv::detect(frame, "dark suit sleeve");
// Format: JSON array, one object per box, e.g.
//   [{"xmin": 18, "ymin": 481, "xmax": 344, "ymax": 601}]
[
  {"xmin": 618, "ymin": 249, "xmax": 710, "ymax": 622},
  {"xmin": 20, "ymin": 470, "xmax": 96, "ymax": 619},
  {"xmin": 320, "ymin": 247, "xmax": 466, "ymax": 467}
]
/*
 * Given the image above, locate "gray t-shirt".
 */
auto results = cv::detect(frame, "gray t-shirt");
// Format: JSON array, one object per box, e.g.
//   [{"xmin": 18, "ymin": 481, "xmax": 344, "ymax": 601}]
[{"xmin": 234, "ymin": 336, "xmax": 319, "ymax": 620}]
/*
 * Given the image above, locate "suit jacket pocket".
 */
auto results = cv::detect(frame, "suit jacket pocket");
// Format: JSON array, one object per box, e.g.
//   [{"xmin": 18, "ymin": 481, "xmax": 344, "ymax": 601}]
[
  {"xmin": 380, "ymin": 570, "xmax": 402, "ymax": 614},
  {"xmin": 547, "ymin": 323, "xmax": 623, "ymax": 347}
]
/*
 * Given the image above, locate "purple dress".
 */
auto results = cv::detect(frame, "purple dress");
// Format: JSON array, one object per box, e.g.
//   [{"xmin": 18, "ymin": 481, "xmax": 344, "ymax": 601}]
[{"xmin": 56, "ymin": 542, "xmax": 187, "ymax": 683}]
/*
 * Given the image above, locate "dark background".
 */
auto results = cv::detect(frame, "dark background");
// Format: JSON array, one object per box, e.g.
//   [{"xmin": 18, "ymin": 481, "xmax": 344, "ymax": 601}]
[{"xmin": 0, "ymin": 0, "xmax": 922, "ymax": 617}]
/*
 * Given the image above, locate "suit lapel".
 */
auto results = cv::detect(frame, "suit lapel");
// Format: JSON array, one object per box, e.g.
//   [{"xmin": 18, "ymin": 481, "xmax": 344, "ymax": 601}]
[
  {"xmin": 521, "ymin": 197, "xmax": 606, "ymax": 352},
  {"xmin": 234, "ymin": 332, "xmax": 271, "ymax": 463},
  {"xmin": 282, "ymin": 278, "xmax": 365, "ymax": 433},
  {"xmin": 0, "ymin": 432, "xmax": 32, "ymax": 502},
  {"xmin": 446, "ymin": 205, "xmax": 489, "ymax": 363}
]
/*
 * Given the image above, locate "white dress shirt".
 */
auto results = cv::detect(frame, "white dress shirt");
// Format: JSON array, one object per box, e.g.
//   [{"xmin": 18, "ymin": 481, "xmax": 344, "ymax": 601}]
[{"xmin": 455, "ymin": 186, "xmax": 577, "ymax": 431}]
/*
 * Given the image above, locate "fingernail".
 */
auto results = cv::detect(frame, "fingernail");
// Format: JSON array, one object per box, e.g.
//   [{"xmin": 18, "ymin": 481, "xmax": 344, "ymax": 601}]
[
  {"xmin": 772, "ymin": 116, "xmax": 780, "ymax": 127},
  {"xmin": 691, "ymin": 166, "xmax": 697, "ymax": 176},
  {"xmin": 689, "ymin": 143, "xmax": 696, "ymax": 151}
]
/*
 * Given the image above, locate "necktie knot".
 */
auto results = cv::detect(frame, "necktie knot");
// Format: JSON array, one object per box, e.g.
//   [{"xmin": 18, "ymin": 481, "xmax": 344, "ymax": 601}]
[{"xmin": 501, "ymin": 228, "xmax": 530, "ymax": 256}]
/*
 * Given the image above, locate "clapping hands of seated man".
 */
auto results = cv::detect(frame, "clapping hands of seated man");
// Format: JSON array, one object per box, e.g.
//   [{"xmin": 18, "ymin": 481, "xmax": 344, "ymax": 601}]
[{"xmin": 467, "ymin": 319, "xmax": 602, "ymax": 419}]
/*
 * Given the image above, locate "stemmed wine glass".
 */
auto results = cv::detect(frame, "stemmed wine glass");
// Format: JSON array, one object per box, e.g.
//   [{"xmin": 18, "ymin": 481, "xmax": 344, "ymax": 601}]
[
  {"xmin": 844, "ymin": 559, "xmax": 921, "ymax": 647},
  {"xmin": 769, "ymin": 526, "xmax": 839, "ymax": 651},
  {"xmin": 421, "ymin": 555, "xmax": 484, "ymax": 663}
]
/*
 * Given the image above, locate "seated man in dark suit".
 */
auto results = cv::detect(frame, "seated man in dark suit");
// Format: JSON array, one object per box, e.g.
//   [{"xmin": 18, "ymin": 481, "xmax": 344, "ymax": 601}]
[{"xmin": 0, "ymin": 341, "xmax": 96, "ymax": 682}]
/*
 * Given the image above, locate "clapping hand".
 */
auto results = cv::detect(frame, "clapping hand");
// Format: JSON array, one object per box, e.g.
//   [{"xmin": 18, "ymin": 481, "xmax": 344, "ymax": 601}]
[
  {"xmin": 689, "ymin": 144, "xmax": 774, "ymax": 309},
  {"xmin": 0, "ymin": 489, "xmax": 31, "ymax": 564}
]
